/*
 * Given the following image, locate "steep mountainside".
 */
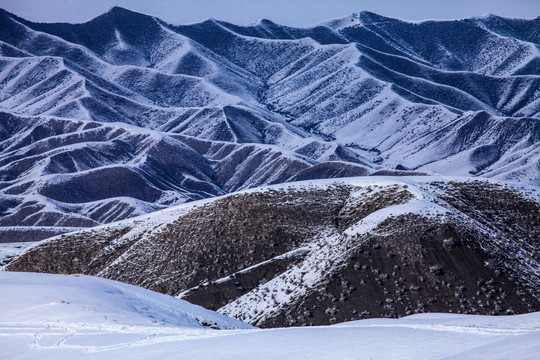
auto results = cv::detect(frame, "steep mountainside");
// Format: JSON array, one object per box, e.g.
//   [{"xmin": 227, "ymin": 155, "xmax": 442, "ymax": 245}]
[
  {"xmin": 8, "ymin": 177, "xmax": 540, "ymax": 327},
  {"xmin": 0, "ymin": 8, "xmax": 539, "ymax": 240}
]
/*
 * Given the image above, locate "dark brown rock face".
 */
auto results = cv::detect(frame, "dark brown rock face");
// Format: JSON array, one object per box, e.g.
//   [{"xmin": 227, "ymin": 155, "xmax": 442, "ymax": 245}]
[
  {"xmin": 262, "ymin": 216, "xmax": 536, "ymax": 327},
  {"xmin": 7, "ymin": 178, "xmax": 540, "ymax": 327}
]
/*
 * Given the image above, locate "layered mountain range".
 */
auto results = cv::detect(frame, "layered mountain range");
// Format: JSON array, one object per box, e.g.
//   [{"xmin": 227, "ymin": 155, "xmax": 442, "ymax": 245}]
[{"xmin": 0, "ymin": 7, "xmax": 539, "ymax": 240}]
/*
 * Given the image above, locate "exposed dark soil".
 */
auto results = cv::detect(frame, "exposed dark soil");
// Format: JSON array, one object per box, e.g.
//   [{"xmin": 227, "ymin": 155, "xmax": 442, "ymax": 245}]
[
  {"xmin": 6, "ymin": 180, "xmax": 540, "ymax": 328},
  {"xmin": 262, "ymin": 215, "xmax": 539, "ymax": 327}
]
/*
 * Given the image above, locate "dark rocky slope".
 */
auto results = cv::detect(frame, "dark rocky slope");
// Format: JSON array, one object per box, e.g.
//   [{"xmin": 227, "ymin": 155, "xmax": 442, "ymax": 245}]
[{"xmin": 7, "ymin": 177, "xmax": 540, "ymax": 327}]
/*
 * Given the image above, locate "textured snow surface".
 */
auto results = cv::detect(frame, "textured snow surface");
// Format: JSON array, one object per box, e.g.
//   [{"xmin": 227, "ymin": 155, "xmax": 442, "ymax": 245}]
[
  {"xmin": 0, "ymin": 272, "xmax": 251, "ymax": 329},
  {"xmin": 1, "ymin": 272, "xmax": 539, "ymax": 359},
  {"xmin": 0, "ymin": 241, "xmax": 34, "ymax": 268}
]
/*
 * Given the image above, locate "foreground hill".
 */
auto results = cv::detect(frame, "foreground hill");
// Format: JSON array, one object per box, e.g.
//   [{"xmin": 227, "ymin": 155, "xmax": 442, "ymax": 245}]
[
  {"xmin": 1, "ymin": 272, "xmax": 539, "ymax": 359},
  {"xmin": 0, "ymin": 8, "xmax": 539, "ymax": 240},
  {"xmin": 8, "ymin": 176, "xmax": 540, "ymax": 327},
  {"xmin": 0, "ymin": 271, "xmax": 251, "ymax": 330}
]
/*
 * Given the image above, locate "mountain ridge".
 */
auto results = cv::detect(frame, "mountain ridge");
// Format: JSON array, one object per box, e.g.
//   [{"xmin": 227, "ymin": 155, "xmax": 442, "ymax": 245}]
[
  {"xmin": 0, "ymin": 7, "xmax": 538, "ymax": 240},
  {"xmin": 8, "ymin": 176, "xmax": 540, "ymax": 327}
]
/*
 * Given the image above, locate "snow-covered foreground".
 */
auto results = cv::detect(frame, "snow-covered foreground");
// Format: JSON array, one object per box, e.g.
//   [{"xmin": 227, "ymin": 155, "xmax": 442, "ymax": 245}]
[
  {"xmin": 0, "ymin": 242, "xmax": 35, "ymax": 269},
  {"xmin": 1, "ymin": 272, "xmax": 539, "ymax": 359}
]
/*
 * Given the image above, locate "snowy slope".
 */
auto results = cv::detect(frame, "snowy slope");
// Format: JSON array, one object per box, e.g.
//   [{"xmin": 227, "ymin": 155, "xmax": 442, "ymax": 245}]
[
  {"xmin": 0, "ymin": 7, "xmax": 539, "ymax": 241},
  {"xmin": 0, "ymin": 241, "xmax": 33, "ymax": 267},
  {"xmin": 1, "ymin": 272, "xmax": 539, "ymax": 359},
  {"xmin": 0, "ymin": 271, "xmax": 251, "ymax": 329}
]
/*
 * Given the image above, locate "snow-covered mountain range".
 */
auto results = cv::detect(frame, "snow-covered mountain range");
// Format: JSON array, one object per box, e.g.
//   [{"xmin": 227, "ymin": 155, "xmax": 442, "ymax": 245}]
[{"xmin": 0, "ymin": 7, "xmax": 539, "ymax": 240}]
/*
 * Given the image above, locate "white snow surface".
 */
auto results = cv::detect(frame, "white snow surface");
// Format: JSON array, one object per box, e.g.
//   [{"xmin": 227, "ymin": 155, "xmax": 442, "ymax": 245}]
[
  {"xmin": 0, "ymin": 242, "xmax": 36, "ymax": 269},
  {"xmin": 1, "ymin": 272, "xmax": 539, "ymax": 359},
  {"xmin": 0, "ymin": 272, "xmax": 251, "ymax": 329}
]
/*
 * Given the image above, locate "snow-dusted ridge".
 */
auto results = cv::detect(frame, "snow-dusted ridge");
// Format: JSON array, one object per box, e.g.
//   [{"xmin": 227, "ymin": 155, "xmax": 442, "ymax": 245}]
[
  {"xmin": 0, "ymin": 8, "xmax": 539, "ymax": 355},
  {"xmin": 8, "ymin": 175, "xmax": 540, "ymax": 328}
]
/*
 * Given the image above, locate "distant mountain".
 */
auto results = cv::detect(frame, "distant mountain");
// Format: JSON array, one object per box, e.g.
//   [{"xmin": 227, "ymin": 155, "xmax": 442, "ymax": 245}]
[
  {"xmin": 8, "ymin": 177, "xmax": 540, "ymax": 327},
  {"xmin": 0, "ymin": 8, "xmax": 539, "ymax": 240}
]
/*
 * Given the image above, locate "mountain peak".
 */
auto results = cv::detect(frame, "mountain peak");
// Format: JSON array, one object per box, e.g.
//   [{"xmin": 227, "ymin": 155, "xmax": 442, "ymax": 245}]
[
  {"xmin": 95, "ymin": 6, "xmax": 155, "ymax": 23},
  {"xmin": 107, "ymin": 6, "xmax": 138, "ymax": 16},
  {"xmin": 318, "ymin": 12, "xmax": 363, "ymax": 30},
  {"xmin": 318, "ymin": 11, "xmax": 402, "ymax": 30},
  {"xmin": 247, "ymin": 18, "xmax": 278, "ymax": 27}
]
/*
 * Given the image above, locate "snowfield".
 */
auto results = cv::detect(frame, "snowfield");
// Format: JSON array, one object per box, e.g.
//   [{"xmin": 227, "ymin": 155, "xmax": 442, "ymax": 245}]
[
  {"xmin": 0, "ymin": 242, "xmax": 35, "ymax": 269},
  {"xmin": 0, "ymin": 272, "xmax": 251, "ymax": 330},
  {"xmin": 1, "ymin": 272, "xmax": 539, "ymax": 359}
]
